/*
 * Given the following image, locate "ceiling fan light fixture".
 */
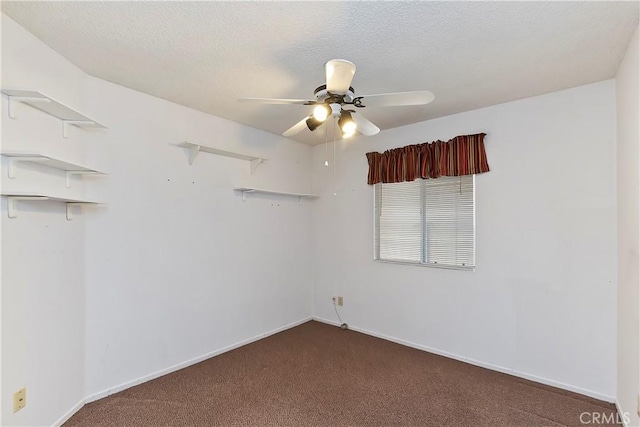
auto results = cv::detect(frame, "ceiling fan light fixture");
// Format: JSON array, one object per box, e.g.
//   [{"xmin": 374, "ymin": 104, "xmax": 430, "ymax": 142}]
[
  {"xmin": 313, "ymin": 105, "xmax": 329, "ymax": 122},
  {"xmin": 306, "ymin": 116, "xmax": 322, "ymax": 132},
  {"xmin": 342, "ymin": 129, "xmax": 356, "ymax": 139},
  {"xmin": 339, "ymin": 110, "xmax": 357, "ymax": 136}
]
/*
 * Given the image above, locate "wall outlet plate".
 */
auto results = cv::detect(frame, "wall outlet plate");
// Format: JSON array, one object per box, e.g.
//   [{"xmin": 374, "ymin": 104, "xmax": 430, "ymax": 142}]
[
  {"xmin": 13, "ymin": 387, "xmax": 26, "ymax": 413},
  {"xmin": 337, "ymin": 296, "xmax": 343, "ymax": 306}
]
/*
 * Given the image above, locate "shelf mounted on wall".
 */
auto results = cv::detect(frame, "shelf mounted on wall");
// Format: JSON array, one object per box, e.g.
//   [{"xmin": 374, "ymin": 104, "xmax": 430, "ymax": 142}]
[
  {"xmin": 234, "ymin": 187, "xmax": 317, "ymax": 205},
  {"xmin": 2, "ymin": 152, "xmax": 107, "ymax": 188},
  {"xmin": 1, "ymin": 89, "xmax": 107, "ymax": 138},
  {"xmin": 177, "ymin": 141, "xmax": 266, "ymax": 174},
  {"xmin": 1, "ymin": 192, "xmax": 102, "ymax": 220}
]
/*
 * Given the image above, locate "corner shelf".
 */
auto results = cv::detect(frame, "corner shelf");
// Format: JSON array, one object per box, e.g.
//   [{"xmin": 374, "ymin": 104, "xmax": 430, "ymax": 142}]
[
  {"xmin": 234, "ymin": 187, "xmax": 317, "ymax": 205},
  {"xmin": 178, "ymin": 141, "xmax": 266, "ymax": 174},
  {"xmin": 1, "ymin": 191, "xmax": 102, "ymax": 220},
  {"xmin": 2, "ymin": 152, "xmax": 107, "ymax": 188},
  {"xmin": 1, "ymin": 89, "xmax": 107, "ymax": 138}
]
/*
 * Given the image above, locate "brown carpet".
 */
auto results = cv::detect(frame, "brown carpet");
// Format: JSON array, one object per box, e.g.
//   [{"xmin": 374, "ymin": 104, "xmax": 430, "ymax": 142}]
[{"xmin": 65, "ymin": 321, "xmax": 619, "ymax": 426}]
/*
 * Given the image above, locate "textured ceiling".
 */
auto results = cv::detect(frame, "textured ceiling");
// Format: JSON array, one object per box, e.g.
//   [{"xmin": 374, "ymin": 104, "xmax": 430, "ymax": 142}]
[{"xmin": 2, "ymin": 1, "xmax": 638, "ymax": 145}]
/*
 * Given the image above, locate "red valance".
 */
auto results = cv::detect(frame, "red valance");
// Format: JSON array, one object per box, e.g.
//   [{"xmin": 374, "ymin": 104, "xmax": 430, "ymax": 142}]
[{"xmin": 365, "ymin": 133, "xmax": 490, "ymax": 185}]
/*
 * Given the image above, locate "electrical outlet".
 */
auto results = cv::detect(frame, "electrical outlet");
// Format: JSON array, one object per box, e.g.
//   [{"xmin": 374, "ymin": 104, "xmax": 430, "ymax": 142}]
[
  {"xmin": 337, "ymin": 296, "xmax": 343, "ymax": 306},
  {"xmin": 13, "ymin": 387, "xmax": 26, "ymax": 413}
]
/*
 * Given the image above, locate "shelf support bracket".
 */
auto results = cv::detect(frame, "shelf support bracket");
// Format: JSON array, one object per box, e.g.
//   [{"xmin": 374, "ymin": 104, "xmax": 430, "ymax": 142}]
[
  {"xmin": 7, "ymin": 156, "xmax": 44, "ymax": 179},
  {"xmin": 66, "ymin": 202, "xmax": 95, "ymax": 221},
  {"xmin": 65, "ymin": 170, "xmax": 98, "ymax": 188},
  {"xmin": 62, "ymin": 120, "xmax": 95, "ymax": 139},
  {"xmin": 188, "ymin": 144, "xmax": 201, "ymax": 165},
  {"xmin": 240, "ymin": 189, "xmax": 256, "ymax": 202},
  {"xmin": 7, "ymin": 96, "xmax": 51, "ymax": 119},
  {"xmin": 66, "ymin": 203, "xmax": 78, "ymax": 221},
  {"xmin": 250, "ymin": 158, "xmax": 264, "ymax": 174},
  {"xmin": 6, "ymin": 196, "xmax": 49, "ymax": 218}
]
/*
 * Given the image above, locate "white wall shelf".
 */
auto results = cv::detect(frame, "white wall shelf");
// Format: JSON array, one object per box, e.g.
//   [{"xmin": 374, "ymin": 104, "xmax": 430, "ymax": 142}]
[
  {"xmin": 234, "ymin": 187, "xmax": 317, "ymax": 204},
  {"xmin": 1, "ymin": 191, "xmax": 102, "ymax": 220},
  {"xmin": 2, "ymin": 152, "xmax": 107, "ymax": 188},
  {"xmin": 1, "ymin": 89, "xmax": 107, "ymax": 138},
  {"xmin": 178, "ymin": 141, "xmax": 266, "ymax": 174}
]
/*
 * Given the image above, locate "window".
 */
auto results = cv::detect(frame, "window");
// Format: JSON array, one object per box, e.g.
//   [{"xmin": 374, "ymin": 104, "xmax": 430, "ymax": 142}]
[{"xmin": 374, "ymin": 175, "xmax": 475, "ymax": 270}]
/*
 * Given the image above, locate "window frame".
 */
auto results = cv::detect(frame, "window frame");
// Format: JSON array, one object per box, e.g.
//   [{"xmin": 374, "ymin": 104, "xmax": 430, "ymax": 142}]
[{"xmin": 373, "ymin": 175, "xmax": 476, "ymax": 271}]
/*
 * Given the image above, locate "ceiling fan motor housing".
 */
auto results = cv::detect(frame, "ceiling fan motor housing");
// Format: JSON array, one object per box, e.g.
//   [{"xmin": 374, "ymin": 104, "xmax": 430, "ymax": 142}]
[{"xmin": 313, "ymin": 84, "xmax": 355, "ymax": 105}]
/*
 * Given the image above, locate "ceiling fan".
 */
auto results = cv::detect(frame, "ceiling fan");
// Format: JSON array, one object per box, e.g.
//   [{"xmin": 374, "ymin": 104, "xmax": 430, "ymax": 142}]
[{"xmin": 239, "ymin": 59, "xmax": 435, "ymax": 139}]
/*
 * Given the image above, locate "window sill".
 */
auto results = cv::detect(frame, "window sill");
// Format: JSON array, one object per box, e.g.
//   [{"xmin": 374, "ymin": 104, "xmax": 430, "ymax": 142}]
[{"xmin": 374, "ymin": 259, "xmax": 475, "ymax": 271}]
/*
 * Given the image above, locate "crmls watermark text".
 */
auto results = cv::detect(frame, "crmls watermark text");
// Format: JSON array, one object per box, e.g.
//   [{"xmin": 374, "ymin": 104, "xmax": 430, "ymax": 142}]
[{"xmin": 580, "ymin": 411, "xmax": 630, "ymax": 425}]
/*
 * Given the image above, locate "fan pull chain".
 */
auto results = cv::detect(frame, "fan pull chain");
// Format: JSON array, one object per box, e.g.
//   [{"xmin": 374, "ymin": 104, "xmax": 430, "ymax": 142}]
[
  {"xmin": 324, "ymin": 119, "xmax": 329, "ymax": 167},
  {"xmin": 333, "ymin": 116, "xmax": 338, "ymax": 196}
]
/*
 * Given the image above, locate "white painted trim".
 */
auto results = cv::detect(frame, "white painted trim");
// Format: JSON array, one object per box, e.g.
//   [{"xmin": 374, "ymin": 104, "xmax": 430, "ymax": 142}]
[
  {"xmin": 615, "ymin": 401, "xmax": 634, "ymax": 427},
  {"xmin": 52, "ymin": 398, "xmax": 85, "ymax": 427},
  {"xmin": 615, "ymin": 401, "xmax": 626, "ymax": 427},
  {"xmin": 312, "ymin": 316, "xmax": 615, "ymax": 403},
  {"xmin": 85, "ymin": 317, "xmax": 312, "ymax": 403}
]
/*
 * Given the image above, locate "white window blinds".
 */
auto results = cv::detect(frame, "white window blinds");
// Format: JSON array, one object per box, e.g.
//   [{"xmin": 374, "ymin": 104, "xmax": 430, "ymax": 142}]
[{"xmin": 374, "ymin": 175, "xmax": 475, "ymax": 269}]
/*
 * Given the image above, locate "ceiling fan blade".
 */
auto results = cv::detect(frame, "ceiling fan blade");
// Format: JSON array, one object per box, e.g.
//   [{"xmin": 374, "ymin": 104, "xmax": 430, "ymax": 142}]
[
  {"xmin": 282, "ymin": 116, "xmax": 310, "ymax": 137},
  {"xmin": 238, "ymin": 97, "xmax": 316, "ymax": 105},
  {"xmin": 325, "ymin": 59, "xmax": 356, "ymax": 95},
  {"xmin": 356, "ymin": 90, "xmax": 435, "ymax": 107},
  {"xmin": 352, "ymin": 112, "xmax": 380, "ymax": 136}
]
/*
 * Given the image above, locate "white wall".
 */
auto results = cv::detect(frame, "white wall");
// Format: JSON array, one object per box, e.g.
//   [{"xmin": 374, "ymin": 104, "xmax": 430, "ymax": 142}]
[
  {"xmin": 311, "ymin": 80, "xmax": 618, "ymax": 400},
  {"xmin": 83, "ymin": 78, "xmax": 313, "ymax": 398},
  {"xmin": 0, "ymin": 10, "xmax": 630, "ymax": 426},
  {"xmin": 617, "ymin": 24, "xmax": 640, "ymax": 427},
  {"xmin": 1, "ymin": 13, "xmax": 89, "ymax": 427},
  {"xmin": 1, "ymin": 12, "xmax": 313, "ymax": 425}
]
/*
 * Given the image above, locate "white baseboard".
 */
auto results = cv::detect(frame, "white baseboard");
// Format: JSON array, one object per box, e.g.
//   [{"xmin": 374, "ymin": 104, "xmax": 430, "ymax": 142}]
[
  {"xmin": 312, "ymin": 316, "xmax": 615, "ymax": 403},
  {"xmin": 55, "ymin": 315, "xmax": 615, "ymax": 426},
  {"xmin": 52, "ymin": 398, "xmax": 85, "ymax": 427},
  {"xmin": 51, "ymin": 317, "xmax": 312, "ymax": 425},
  {"xmin": 84, "ymin": 316, "xmax": 312, "ymax": 404}
]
